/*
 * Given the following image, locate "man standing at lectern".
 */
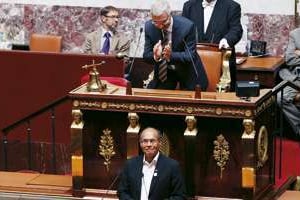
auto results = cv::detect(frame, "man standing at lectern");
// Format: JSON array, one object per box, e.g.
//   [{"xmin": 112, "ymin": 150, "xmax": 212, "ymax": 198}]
[
  {"xmin": 118, "ymin": 127, "xmax": 186, "ymax": 200},
  {"xmin": 182, "ymin": 0, "xmax": 243, "ymax": 91},
  {"xmin": 83, "ymin": 6, "xmax": 130, "ymax": 55},
  {"xmin": 143, "ymin": 0, "xmax": 208, "ymax": 91}
]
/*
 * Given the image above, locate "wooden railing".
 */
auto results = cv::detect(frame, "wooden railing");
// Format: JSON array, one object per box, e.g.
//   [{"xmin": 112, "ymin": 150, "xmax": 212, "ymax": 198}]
[{"xmin": 1, "ymin": 96, "xmax": 69, "ymax": 173}]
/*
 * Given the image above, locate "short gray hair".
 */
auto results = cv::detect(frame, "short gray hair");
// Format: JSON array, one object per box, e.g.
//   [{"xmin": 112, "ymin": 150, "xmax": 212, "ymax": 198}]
[{"xmin": 150, "ymin": 0, "xmax": 171, "ymax": 16}]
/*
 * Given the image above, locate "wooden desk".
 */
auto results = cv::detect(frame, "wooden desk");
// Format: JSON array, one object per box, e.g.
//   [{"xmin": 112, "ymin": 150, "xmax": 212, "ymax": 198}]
[
  {"xmin": 237, "ymin": 56, "xmax": 284, "ymax": 88},
  {"xmin": 69, "ymin": 83, "xmax": 276, "ymax": 199},
  {"xmin": 131, "ymin": 56, "xmax": 285, "ymax": 89}
]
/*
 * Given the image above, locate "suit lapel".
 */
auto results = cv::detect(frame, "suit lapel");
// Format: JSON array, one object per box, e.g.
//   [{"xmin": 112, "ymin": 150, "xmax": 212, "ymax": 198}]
[
  {"xmin": 198, "ymin": 1, "xmax": 205, "ymax": 39},
  {"xmin": 94, "ymin": 29, "xmax": 102, "ymax": 53},
  {"xmin": 171, "ymin": 17, "xmax": 179, "ymax": 50},
  {"xmin": 136, "ymin": 156, "xmax": 144, "ymax": 199},
  {"xmin": 110, "ymin": 33, "xmax": 119, "ymax": 53},
  {"xmin": 205, "ymin": 0, "xmax": 222, "ymax": 38}
]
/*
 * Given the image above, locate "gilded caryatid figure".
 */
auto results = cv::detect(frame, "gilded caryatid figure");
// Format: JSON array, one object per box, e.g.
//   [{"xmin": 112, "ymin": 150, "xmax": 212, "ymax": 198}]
[
  {"xmin": 184, "ymin": 116, "xmax": 198, "ymax": 136},
  {"xmin": 242, "ymin": 119, "xmax": 255, "ymax": 139},
  {"xmin": 127, "ymin": 112, "xmax": 140, "ymax": 134},
  {"xmin": 71, "ymin": 109, "xmax": 84, "ymax": 129},
  {"xmin": 217, "ymin": 49, "xmax": 232, "ymax": 92}
]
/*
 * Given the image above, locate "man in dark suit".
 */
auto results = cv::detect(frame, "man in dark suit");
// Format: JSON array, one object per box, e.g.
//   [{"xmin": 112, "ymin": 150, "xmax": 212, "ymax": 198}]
[
  {"xmin": 182, "ymin": 0, "xmax": 243, "ymax": 91},
  {"xmin": 117, "ymin": 127, "xmax": 186, "ymax": 200},
  {"xmin": 143, "ymin": 0, "xmax": 208, "ymax": 91}
]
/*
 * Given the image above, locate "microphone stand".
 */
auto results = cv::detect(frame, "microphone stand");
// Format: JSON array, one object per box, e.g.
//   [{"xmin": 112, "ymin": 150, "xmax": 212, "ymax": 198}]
[
  {"xmin": 125, "ymin": 27, "xmax": 143, "ymax": 80},
  {"xmin": 101, "ymin": 172, "xmax": 120, "ymax": 200}
]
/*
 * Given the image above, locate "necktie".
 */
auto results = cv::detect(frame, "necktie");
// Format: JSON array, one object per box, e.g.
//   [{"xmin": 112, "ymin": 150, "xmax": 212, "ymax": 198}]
[
  {"xmin": 101, "ymin": 32, "xmax": 111, "ymax": 54},
  {"xmin": 158, "ymin": 30, "xmax": 169, "ymax": 83},
  {"xmin": 202, "ymin": 0, "xmax": 214, "ymax": 8}
]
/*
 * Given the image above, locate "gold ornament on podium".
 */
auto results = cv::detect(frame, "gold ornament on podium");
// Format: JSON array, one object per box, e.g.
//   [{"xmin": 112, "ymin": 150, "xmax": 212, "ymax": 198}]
[
  {"xmin": 99, "ymin": 128, "xmax": 116, "ymax": 172},
  {"xmin": 213, "ymin": 134, "xmax": 230, "ymax": 179},
  {"xmin": 82, "ymin": 60, "xmax": 107, "ymax": 92},
  {"xmin": 257, "ymin": 126, "xmax": 268, "ymax": 168},
  {"xmin": 217, "ymin": 49, "xmax": 232, "ymax": 92}
]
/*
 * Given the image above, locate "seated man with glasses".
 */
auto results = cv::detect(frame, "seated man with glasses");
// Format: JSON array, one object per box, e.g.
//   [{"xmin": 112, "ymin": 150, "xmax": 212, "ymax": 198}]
[
  {"xmin": 143, "ymin": 0, "xmax": 208, "ymax": 91},
  {"xmin": 118, "ymin": 127, "xmax": 186, "ymax": 200},
  {"xmin": 83, "ymin": 6, "xmax": 130, "ymax": 55}
]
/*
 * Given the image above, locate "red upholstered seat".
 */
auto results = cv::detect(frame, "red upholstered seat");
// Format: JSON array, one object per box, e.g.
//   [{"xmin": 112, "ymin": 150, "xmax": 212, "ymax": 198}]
[{"xmin": 80, "ymin": 74, "xmax": 128, "ymax": 87}]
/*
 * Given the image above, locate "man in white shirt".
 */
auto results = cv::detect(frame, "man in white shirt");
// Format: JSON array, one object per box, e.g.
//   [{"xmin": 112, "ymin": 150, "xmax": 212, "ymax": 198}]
[
  {"xmin": 118, "ymin": 127, "xmax": 186, "ymax": 200},
  {"xmin": 182, "ymin": 0, "xmax": 243, "ymax": 91}
]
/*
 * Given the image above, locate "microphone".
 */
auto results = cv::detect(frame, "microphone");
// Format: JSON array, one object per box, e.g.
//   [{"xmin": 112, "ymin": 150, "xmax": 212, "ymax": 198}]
[
  {"xmin": 124, "ymin": 27, "xmax": 144, "ymax": 80},
  {"xmin": 210, "ymin": 33, "xmax": 215, "ymax": 44},
  {"xmin": 101, "ymin": 171, "xmax": 121, "ymax": 200},
  {"xmin": 182, "ymin": 38, "xmax": 199, "ymax": 78}
]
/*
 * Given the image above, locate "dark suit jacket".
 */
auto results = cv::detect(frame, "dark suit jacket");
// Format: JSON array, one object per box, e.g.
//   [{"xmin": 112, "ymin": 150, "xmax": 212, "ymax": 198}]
[
  {"xmin": 117, "ymin": 153, "xmax": 186, "ymax": 200},
  {"xmin": 143, "ymin": 16, "xmax": 208, "ymax": 91},
  {"xmin": 182, "ymin": 0, "xmax": 243, "ymax": 90}
]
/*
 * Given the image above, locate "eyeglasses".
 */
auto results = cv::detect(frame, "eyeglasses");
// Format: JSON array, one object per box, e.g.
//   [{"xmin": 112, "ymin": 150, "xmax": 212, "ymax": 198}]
[
  {"xmin": 152, "ymin": 16, "xmax": 170, "ymax": 26},
  {"xmin": 140, "ymin": 139, "xmax": 158, "ymax": 145},
  {"xmin": 105, "ymin": 15, "xmax": 120, "ymax": 19}
]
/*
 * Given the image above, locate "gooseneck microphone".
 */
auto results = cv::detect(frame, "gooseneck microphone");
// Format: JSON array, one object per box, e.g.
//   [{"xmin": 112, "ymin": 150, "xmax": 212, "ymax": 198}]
[
  {"xmin": 182, "ymin": 38, "xmax": 199, "ymax": 78},
  {"xmin": 101, "ymin": 171, "xmax": 121, "ymax": 200},
  {"xmin": 124, "ymin": 27, "xmax": 144, "ymax": 80}
]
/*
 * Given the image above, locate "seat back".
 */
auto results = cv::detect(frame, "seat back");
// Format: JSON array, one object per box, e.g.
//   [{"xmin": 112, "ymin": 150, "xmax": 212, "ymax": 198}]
[
  {"xmin": 197, "ymin": 43, "xmax": 223, "ymax": 92},
  {"xmin": 29, "ymin": 33, "xmax": 62, "ymax": 52}
]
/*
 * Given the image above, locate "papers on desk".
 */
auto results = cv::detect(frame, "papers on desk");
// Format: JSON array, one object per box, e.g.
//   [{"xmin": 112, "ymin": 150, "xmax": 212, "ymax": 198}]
[{"xmin": 236, "ymin": 57, "xmax": 247, "ymax": 65}]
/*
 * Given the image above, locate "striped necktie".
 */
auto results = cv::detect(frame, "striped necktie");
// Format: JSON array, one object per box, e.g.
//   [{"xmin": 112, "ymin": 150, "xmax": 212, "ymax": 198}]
[{"xmin": 158, "ymin": 30, "xmax": 169, "ymax": 82}]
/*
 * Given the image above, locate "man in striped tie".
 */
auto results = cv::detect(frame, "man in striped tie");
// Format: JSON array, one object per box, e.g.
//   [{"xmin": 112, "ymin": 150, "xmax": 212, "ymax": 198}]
[{"xmin": 143, "ymin": 0, "xmax": 208, "ymax": 91}]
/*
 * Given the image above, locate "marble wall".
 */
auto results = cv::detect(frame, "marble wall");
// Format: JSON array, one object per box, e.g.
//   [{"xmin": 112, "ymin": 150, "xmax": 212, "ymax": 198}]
[{"xmin": 0, "ymin": 3, "xmax": 296, "ymax": 56}]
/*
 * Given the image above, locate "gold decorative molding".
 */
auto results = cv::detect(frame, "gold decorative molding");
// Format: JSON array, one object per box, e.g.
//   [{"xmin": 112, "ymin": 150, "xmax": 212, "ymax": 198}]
[
  {"xmin": 255, "ymin": 96, "xmax": 275, "ymax": 116},
  {"xmin": 217, "ymin": 49, "xmax": 232, "ymax": 92},
  {"xmin": 242, "ymin": 167, "xmax": 255, "ymax": 188},
  {"xmin": 99, "ymin": 128, "xmax": 116, "ymax": 172},
  {"xmin": 257, "ymin": 126, "xmax": 268, "ymax": 168},
  {"xmin": 73, "ymin": 100, "xmax": 257, "ymax": 118},
  {"xmin": 213, "ymin": 134, "xmax": 230, "ymax": 179}
]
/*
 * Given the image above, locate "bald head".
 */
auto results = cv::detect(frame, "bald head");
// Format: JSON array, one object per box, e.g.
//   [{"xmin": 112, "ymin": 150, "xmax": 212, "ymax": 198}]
[
  {"xmin": 140, "ymin": 127, "xmax": 160, "ymax": 141},
  {"xmin": 139, "ymin": 127, "xmax": 161, "ymax": 162}
]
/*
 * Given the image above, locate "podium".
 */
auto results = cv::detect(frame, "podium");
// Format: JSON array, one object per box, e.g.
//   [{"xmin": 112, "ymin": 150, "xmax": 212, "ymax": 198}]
[{"xmin": 68, "ymin": 82, "xmax": 276, "ymax": 199}]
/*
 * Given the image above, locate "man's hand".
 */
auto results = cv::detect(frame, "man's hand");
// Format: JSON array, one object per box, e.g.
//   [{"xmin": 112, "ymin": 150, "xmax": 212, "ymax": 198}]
[
  {"xmin": 153, "ymin": 40, "xmax": 163, "ymax": 61},
  {"xmin": 162, "ymin": 42, "xmax": 172, "ymax": 62},
  {"xmin": 219, "ymin": 38, "xmax": 229, "ymax": 49}
]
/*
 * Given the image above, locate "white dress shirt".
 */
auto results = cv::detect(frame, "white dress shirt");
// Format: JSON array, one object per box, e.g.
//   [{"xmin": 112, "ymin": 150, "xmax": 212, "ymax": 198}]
[
  {"xmin": 203, "ymin": 0, "xmax": 217, "ymax": 33},
  {"xmin": 140, "ymin": 152, "xmax": 159, "ymax": 200}
]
